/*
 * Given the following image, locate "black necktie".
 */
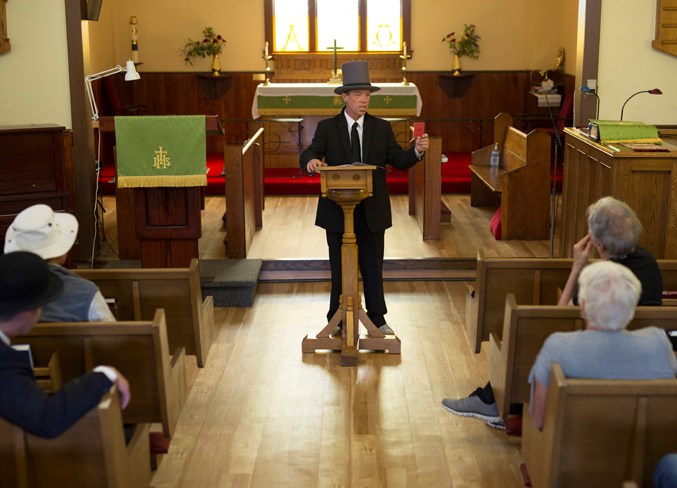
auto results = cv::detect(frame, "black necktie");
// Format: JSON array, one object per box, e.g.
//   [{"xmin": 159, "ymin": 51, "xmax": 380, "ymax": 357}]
[{"xmin": 351, "ymin": 122, "xmax": 361, "ymax": 162}]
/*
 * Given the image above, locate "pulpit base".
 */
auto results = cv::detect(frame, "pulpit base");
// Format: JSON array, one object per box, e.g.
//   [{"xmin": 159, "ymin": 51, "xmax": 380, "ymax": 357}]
[{"xmin": 302, "ymin": 304, "xmax": 402, "ymax": 364}]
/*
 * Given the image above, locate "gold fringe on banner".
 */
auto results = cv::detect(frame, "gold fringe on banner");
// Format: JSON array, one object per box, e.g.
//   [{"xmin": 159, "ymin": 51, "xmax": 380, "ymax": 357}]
[{"xmin": 117, "ymin": 175, "xmax": 207, "ymax": 188}]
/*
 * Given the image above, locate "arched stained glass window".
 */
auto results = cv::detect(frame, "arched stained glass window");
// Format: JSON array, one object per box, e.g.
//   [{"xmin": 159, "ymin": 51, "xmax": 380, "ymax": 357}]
[{"xmin": 266, "ymin": 0, "xmax": 409, "ymax": 53}]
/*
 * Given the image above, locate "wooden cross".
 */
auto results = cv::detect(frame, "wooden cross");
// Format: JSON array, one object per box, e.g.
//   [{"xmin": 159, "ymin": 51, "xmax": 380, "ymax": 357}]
[{"xmin": 326, "ymin": 39, "xmax": 344, "ymax": 81}]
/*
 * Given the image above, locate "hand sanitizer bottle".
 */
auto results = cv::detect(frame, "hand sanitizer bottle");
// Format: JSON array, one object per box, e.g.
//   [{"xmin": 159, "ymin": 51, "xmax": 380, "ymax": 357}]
[{"xmin": 490, "ymin": 143, "xmax": 500, "ymax": 167}]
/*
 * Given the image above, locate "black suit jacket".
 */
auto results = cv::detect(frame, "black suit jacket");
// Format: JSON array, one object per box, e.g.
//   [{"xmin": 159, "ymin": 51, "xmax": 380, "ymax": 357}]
[
  {"xmin": 300, "ymin": 110, "xmax": 421, "ymax": 233},
  {"xmin": 0, "ymin": 341, "xmax": 113, "ymax": 438}
]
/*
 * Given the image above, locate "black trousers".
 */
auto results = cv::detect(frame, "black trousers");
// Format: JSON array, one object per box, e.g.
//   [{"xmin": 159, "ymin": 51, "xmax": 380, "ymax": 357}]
[{"xmin": 326, "ymin": 203, "xmax": 387, "ymax": 327}]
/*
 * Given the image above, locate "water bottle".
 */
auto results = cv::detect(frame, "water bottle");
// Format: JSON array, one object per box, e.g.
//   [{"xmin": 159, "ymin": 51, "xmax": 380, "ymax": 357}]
[{"xmin": 490, "ymin": 143, "xmax": 500, "ymax": 167}]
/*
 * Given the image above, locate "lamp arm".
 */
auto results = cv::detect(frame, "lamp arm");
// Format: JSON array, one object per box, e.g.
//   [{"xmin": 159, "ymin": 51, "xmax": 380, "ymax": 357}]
[
  {"xmin": 620, "ymin": 90, "xmax": 647, "ymax": 121},
  {"xmin": 84, "ymin": 65, "xmax": 125, "ymax": 122}
]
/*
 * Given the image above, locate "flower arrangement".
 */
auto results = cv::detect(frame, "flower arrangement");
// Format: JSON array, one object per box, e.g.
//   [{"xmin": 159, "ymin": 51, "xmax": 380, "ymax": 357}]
[
  {"xmin": 181, "ymin": 27, "xmax": 226, "ymax": 65},
  {"xmin": 441, "ymin": 24, "xmax": 481, "ymax": 59}
]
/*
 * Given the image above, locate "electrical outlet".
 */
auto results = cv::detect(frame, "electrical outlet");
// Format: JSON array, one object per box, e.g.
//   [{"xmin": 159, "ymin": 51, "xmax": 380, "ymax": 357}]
[{"xmin": 587, "ymin": 79, "xmax": 597, "ymax": 92}]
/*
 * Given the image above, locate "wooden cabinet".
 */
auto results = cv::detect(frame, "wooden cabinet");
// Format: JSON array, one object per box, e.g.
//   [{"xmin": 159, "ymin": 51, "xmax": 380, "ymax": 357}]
[
  {"xmin": 558, "ymin": 128, "xmax": 677, "ymax": 259},
  {"xmin": 0, "ymin": 125, "xmax": 73, "ymax": 249}
]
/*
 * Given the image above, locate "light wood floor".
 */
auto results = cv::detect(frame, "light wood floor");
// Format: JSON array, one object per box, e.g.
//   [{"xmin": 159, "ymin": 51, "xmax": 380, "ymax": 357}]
[
  {"xmin": 99, "ymin": 194, "xmax": 554, "ymax": 261},
  {"xmin": 97, "ymin": 194, "xmax": 556, "ymax": 487}
]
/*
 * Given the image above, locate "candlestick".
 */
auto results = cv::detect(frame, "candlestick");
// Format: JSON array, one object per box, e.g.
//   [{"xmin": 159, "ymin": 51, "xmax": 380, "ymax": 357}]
[
  {"xmin": 403, "ymin": 41, "xmax": 407, "ymax": 59},
  {"xmin": 265, "ymin": 41, "xmax": 269, "ymax": 59},
  {"xmin": 130, "ymin": 16, "xmax": 139, "ymax": 64}
]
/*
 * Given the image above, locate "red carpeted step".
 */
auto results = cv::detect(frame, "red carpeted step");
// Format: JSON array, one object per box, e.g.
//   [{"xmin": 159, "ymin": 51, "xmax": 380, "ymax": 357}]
[{"xmin": 97, "ymin": 152, "xmax": 561, "ymax": 196}]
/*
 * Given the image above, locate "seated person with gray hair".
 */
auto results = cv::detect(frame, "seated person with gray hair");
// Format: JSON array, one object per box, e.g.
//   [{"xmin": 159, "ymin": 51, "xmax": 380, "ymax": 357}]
[
  {"xmin": 558, "ymin": 195, "xmax": 662, "ymax": 306},
  {"xmin": 4, "ymin": 204, "xmax": 115, "ymax": 322},
  {"xmin": 529, "ymin": 260, "xmax": 677, "ymax": 430},
  {"xmin": 442, "ymin": 196, "xmax": 663, "ymax": 429},
  {"xmin": 0, "ymin": 252, "xmax": 130, "ymax": 438}
]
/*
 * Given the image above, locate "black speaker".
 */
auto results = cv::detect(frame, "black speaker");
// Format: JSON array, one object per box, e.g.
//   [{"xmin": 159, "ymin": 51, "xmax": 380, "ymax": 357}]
[{"xmin": 86, "ymin": 0, "xmax": 103, "ymax": 21}]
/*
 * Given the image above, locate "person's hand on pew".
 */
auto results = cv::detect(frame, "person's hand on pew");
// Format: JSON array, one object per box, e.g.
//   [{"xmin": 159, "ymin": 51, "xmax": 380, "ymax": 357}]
[{"xmin": 94, "ymin": 366, "xmax": 131, "ymax": 409}]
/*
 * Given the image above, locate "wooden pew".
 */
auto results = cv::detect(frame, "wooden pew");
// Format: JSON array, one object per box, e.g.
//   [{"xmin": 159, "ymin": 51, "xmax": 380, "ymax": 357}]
[
  {"xmin": 223, "ymin": 127, "xmax": 264, "ymax": 258},
  {"xmin": 489, "ymin": 294, "xmax": 677, "ymax": 420},
  {"xmin": 14, "ymin": 309, "xmax": 186, "ymax": 438},
  {"xmin": 75, "ymin": 258, "xmax": 214, "ymax": 368},
  {"xmin": 522, "ymin": 364, "xmax": 677, "ymax": 488},
  {"xmin": 0, "ymin": 390, "xmax": 151, "ymax": 488},
  {"xmin": 408, "ymin": 136, "xmax": 446, "ymax": 240},
  {"xmin": 469, "ymin": 112, "xmax": 550, "ymax": 239},
  {"xmin": 466, "ymin": 250, "xmax": 677, "ymax": 353}
]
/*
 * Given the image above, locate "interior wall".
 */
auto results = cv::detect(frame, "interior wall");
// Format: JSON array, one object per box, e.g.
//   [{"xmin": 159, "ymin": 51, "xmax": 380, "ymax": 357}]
[
  {"xmin": 0, "ymin": 0, "xmax": 72, "ymax": 126},
  {"xmin": 94, "ymin": 0, "xmax": 578, "ymax": 74},
  {"xmin": 598, "ymin": 0, "xmax": 677, "ymax": 123}
]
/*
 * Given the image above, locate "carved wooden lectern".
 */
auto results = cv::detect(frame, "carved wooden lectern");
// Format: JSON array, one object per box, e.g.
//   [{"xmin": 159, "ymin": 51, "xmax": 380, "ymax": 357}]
[{"xmin": 301, "ymin": 165, "xmax": 401, "ymax": 366}]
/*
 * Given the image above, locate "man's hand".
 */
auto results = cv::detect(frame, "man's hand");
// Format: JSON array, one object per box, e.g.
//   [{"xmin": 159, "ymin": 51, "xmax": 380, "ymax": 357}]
[
  {"xmin": 572, "ymin": 234, "xmax": 594, "ymax": 270},
  {"xmin": 110, "ymin": 368, "xmax": 131, "ymax": 409},
  {"xmin": 306, "ymin": 159, "xmax": 327, "ymax": 174},
  {"xmin": 415, "ymin": 134, "xmax": 429, "ymax": 154}
]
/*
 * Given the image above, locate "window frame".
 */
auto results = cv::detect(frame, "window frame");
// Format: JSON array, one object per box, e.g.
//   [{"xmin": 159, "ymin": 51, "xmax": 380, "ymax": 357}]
[{"xmin": 264, "ymin": 0, "xmax": 411, "ymax": 53}]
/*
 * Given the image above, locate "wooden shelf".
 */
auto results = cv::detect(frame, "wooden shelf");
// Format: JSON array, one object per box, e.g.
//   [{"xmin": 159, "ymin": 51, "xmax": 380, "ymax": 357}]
[
  {"xmin": 438, "ymin": 73, "xmax": 475, "ymax": 98},
  {"xmin": 196, "ymin": 74, "xmax": 232, "ymax": 99}
]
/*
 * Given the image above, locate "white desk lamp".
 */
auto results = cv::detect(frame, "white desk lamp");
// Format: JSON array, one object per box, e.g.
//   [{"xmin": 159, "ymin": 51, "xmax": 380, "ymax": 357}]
[{"xmin": 84, "ymin": 60, "xmax": 140, "ymax": 121}]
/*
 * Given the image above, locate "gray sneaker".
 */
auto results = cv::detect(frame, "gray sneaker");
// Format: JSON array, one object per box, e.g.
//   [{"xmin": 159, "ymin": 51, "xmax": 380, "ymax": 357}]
[
  {"xmin": 329, "ymin": 325, "xmax": 342, "ymax": 337},
  {"xmin": 379, "ymin": 323, "xmax": 394, "ymax": 335},
  {"xmin": 441, "ymin": 388, "xmax": 501, "ymax": 422}
]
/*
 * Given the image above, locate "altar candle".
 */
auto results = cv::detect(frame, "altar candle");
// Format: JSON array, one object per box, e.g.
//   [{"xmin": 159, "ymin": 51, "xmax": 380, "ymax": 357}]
[
  {"xmin": 265, "ymin": 41, "xmax": 269, "ymax": 58},
  {"xmin": 403, "ymin": 41, "xmax": 407, "ymax": 58}
]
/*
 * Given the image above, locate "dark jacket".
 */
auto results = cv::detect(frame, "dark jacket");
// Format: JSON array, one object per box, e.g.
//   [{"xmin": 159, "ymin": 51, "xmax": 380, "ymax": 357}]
[
  {"xmin": 300, "ymin": 109, "xmax": 421, "ymax": 233},
  {"xmin": 0, "ymin": 341, "xmax": 113, "ymax": 438}
]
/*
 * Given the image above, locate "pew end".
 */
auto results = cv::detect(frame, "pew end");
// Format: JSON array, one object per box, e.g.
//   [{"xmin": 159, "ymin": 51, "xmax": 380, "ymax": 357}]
[
  {"xmin": 522, "ymin": 364, "xmax": 677, "ymax": 488},
  {"xmin": 0, "ymin": 390, "xmax": 151, "ymax": 488}
]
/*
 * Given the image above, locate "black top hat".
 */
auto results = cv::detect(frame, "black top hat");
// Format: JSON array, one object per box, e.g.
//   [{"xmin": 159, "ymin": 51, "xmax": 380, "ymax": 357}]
[
  {"xmin": 0, "ymin": 251, "xmax": 63, "ymax": 318},
  {"xmin": 334, "ymin": 61, "xmax": 381, "ymax": 95}
]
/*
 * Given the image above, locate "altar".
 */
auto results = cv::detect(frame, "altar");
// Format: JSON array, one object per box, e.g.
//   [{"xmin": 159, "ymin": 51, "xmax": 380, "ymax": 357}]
[{"xmin": 252, "ymin": 82, "xmax": 422, "ymax": 119}]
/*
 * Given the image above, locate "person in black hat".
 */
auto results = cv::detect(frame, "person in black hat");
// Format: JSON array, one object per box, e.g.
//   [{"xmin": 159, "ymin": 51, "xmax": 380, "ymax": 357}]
[
  {"xmin": 0, "ymin": 251, "xmax": 130, "ymax": 438},
  {"xmin": 300, "ymin": 60, "xmax": 429, "ymax": 336}
]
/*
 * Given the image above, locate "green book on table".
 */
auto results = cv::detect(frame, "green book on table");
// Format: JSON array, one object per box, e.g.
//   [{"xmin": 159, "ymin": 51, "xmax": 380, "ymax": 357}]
[{"xmin": 589, "ymin": 120, "xmax": 661, "ymax": 144}]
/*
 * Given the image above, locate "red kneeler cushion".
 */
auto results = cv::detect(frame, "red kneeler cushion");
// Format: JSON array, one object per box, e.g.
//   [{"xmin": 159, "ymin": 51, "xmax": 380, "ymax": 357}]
[{"xmin": 489, "ymin": 207, "xmax": 502, "ymax": 240}]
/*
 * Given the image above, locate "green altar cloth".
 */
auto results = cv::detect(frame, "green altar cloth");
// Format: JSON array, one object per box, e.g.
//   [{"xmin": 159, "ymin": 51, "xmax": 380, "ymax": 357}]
[{"xmin": 115, "ymin": 115, "xmax": 207, "ymax": 188}]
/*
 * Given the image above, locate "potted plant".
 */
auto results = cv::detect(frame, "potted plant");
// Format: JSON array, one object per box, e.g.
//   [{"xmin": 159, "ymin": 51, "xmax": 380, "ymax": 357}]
[
  {"xmin": 181, "ymin": 27, "xmax": 226, "ymax": 76},
  {"xmin": 441, "ymin": 24, "xmax": 481, "ymax": 76}
]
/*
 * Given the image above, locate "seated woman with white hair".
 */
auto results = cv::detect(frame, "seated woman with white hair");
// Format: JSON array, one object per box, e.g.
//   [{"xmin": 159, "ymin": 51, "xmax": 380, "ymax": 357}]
[
  {"xmin": 4, "ymin": 204, "xmax": 115, "ymax": 322},
  {"xmin": 528, "ymin": 260, "xmax": 677, "ymax": 430}
]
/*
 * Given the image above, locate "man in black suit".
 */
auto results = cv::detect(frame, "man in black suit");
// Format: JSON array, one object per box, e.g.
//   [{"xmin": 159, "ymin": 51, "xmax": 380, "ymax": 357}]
[
  {"xmin": 0, "ymin": 251, "xmax": 130, "ymax": 438},
  {"xmin": 300, "ymin": 61, "xmax": 429, "ymax": 335}
]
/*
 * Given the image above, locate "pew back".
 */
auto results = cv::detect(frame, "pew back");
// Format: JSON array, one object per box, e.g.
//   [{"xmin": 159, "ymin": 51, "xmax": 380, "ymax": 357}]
[
  {"xmin": 467, "ymin": 251, "xmax": 677, "ymax": 353},
  {"xmin": 0, "ymin": 391, "xmax": 151, "ymax": 488},
  {"xmin": 75, "ymin": 258, "xmax": 214, "ymax": 367},
  {"xmin": 14, "ymin": 309, "xmax": 185, "ymax": 438},
  {"xmin": 489, "ymin": 294, "xmax": 677, "ymax": 419},
  {"xmin": 522, "ymin": 364, "xmax": 677, "ymax": 488}
]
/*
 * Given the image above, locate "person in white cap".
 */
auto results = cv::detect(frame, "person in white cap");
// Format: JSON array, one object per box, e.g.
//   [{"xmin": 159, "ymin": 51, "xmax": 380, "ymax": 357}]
[
  {"xmin": 4, "ymin": 204, "xmax": 116, "ymax": 322},
  {"xmin": 300, "ymin": 60, "xmax": 429, "ymax": 337}
]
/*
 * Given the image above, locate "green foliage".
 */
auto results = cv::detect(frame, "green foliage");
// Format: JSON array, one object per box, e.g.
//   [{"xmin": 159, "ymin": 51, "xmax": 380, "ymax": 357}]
[
  {"xmin": 181, "ymin": 27, "xmax": 226, "ymax": 65},
  {"xmin": 441, "ymin": 24, "xmax": 481, "ymax": 60}
]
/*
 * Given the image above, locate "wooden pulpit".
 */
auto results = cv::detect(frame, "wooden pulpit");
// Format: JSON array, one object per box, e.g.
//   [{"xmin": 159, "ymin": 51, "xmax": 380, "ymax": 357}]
[
  {"xmin": 301, "ymin": 165, "xmax": 401, "ymax": 366},
  {"xmin": 98, "ymin": 116, "xmax": 223, "ymax": 267}
]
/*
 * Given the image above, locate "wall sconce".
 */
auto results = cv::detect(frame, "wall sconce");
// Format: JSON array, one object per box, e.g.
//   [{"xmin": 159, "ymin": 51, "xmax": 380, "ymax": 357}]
[
  {"xmin": 579, "ymin": 85, "xmax": 600, "ymax": 120},
  {"xmin": 620, "ymin": 88, "xmax": 662, "ymax": 121},
  {"xmin": 84, "ymin": 60, "xmax": 140, "ymax": 121}
]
